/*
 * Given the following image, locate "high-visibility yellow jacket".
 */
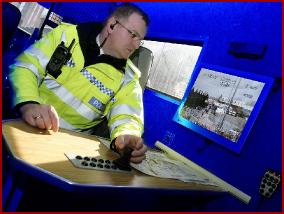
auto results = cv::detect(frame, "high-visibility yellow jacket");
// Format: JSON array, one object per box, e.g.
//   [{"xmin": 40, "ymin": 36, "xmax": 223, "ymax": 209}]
[{"xmin": 9, "ymin": 22, "xmax": 144, "ymax": 141}]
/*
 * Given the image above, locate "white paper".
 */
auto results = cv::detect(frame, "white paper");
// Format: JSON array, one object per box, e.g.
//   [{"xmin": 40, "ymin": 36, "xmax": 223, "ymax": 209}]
[{"xmin": 131, "ymin": 150, "xmax": 217, "ymax": 185}]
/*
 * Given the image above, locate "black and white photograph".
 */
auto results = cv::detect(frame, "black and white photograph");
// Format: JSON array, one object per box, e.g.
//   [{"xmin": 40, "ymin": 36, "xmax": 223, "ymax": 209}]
[{"xmin": 180, "ymin": 68, "xmax": 265, "ymax": 142}]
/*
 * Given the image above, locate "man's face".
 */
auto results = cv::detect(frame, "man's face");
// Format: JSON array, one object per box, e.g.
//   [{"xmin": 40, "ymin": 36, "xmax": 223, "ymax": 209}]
[{"xmin": 109, "ymin": 13, "xmax": 147, "ymax": 59}]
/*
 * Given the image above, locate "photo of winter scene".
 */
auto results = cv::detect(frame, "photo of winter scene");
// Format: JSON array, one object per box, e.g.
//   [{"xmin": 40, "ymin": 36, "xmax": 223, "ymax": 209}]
[{"xmin": 180, "ymin": 68, "xmax": 265, "ymax": 142}]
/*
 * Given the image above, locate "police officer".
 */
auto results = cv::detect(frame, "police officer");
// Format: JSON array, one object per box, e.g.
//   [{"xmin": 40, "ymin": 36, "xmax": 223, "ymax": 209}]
[{"xmin": 9, "ymin": 3, "xmax": 149, "ymax": 163}]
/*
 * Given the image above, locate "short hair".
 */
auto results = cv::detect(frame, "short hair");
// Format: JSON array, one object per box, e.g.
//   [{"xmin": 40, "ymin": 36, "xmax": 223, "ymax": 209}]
[{"xmin": 110, "ymin": 3, "xmax": 149, "ymax": 27}]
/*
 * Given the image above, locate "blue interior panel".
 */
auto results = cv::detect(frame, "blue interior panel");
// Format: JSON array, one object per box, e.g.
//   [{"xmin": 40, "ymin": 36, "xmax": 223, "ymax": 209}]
[{"xmin": 138, "ymin": 2, "xmax": 282, "ymax": 211}]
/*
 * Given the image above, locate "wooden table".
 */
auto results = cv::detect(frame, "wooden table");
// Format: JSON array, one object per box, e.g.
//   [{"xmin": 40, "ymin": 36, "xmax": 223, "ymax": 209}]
[{"xmin": 2, "ymin": 119, "xmax": 225, "ymax": 211}]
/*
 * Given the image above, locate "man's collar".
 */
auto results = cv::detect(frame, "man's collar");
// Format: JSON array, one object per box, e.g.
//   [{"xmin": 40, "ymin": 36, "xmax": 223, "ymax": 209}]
[
  {"xmin": 94, "ymin": 55, "xmax": 126, "ymax": 72},
  {"xmin": 96, "ymin": 34, "xmax": 104, "ymax": 55},
  {"xmin": 77, "ymin": 22, "xmax": 102, "ymax": 67},
  {"xmin": 77, "ymin": 22, "xmax": 127, "ymax": 71}
]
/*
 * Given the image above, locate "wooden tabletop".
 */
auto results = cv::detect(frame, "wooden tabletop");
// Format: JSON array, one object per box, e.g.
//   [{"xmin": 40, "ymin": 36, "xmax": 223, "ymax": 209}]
[{"xmin": 3, "ymin": 119, "xmax": 223, "ymax": 192}]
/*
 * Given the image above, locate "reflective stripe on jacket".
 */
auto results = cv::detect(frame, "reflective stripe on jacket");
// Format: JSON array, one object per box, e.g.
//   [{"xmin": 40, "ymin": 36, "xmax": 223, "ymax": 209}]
[{"xmin": 9, "ymin": 22, "xmax": 144, "ymax": 141}]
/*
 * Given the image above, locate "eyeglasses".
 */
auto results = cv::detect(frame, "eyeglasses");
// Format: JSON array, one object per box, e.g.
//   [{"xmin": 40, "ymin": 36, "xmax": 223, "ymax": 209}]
[{"xmin": 116, "ymin": 20, "xmax": 144, "ymax": 46}]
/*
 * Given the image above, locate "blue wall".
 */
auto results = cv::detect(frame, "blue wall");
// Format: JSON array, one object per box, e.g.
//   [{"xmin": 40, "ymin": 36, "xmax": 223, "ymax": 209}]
[
  {"xmin": 136, "ymin": 2, "xmax": 282, "ymax": 211},
  {"xmin": 39, "ymin": 2, "xmax": 117, "ymax": 24}
]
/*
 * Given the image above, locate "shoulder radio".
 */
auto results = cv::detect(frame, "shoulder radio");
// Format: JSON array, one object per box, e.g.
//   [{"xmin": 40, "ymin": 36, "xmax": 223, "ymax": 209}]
[{"xmin": 46, "ymin": 38, "xmax": 75, "ymax": 78}]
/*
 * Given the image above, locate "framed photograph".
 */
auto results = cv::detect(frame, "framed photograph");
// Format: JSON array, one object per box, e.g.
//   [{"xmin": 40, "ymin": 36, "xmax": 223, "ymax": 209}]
[{"xmin": 173, "ymin": 63, "xmax": 274, "ymax": 153}]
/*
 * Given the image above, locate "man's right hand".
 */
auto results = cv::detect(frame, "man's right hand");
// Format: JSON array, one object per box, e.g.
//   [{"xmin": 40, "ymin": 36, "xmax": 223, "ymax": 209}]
[{"xmin": 19, "ymin": 103, "xmax": 59, "ymax": 132}]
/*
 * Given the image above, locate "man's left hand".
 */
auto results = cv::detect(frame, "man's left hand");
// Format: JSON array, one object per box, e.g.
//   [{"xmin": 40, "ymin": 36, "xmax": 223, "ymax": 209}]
[{"xmin": 115, "ymin": 135, "xmax": 147, "ymax": 163}]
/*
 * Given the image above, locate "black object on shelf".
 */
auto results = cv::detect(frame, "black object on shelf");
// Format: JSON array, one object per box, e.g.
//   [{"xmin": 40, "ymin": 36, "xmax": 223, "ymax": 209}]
[{"xmin": 228, "ymin": 41, "xmax": 267, "ymax": 59}]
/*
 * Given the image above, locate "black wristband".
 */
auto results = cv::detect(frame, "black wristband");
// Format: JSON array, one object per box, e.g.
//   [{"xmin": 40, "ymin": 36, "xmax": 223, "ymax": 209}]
[{"xmin": 110, "ymin": 140, "xmax": 119, "ymax": 153}]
